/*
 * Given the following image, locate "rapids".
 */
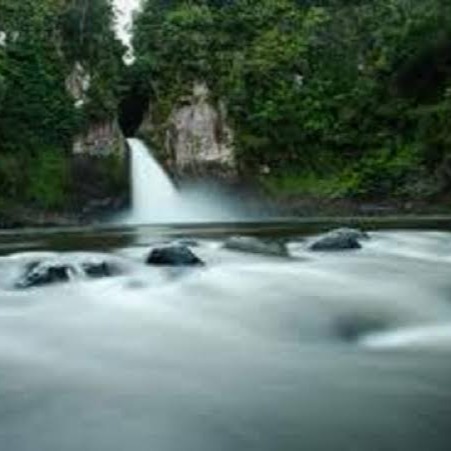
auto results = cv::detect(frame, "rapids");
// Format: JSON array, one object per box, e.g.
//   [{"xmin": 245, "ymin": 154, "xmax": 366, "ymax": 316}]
[{"xmin": 0, "ymin": 225, "xmax": 451, "ymax": 450}]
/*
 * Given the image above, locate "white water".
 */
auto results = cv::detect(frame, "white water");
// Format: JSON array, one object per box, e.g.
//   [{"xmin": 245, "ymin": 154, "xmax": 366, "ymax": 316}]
[
  {"xmin": 129, "ymin": 138, "xmax": 179, "ymax": 222},
  {"xmin": 1, "ymin": 229, "xmax": 451, "ymax": 450},
  {"xmin": 127, "ymin": 138, "xmax": 240, "ymax": 224},
  {"xmin": 113, "ymin": 0, "xmax": 140, "ymax": 62}
]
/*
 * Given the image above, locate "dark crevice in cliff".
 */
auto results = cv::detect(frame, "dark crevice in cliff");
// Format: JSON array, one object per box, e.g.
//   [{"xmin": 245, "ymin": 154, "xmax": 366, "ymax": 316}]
[{"xmin": 119, "ymin": 90, "xmax": 149, "ymax": 137}]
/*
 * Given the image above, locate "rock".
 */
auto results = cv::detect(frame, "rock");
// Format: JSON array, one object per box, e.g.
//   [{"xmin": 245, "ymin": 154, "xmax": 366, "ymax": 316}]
[
  {"xmin": 15, "ymin": 257, "xmax": 118, "ymax": 288},
  {"xmin": 308, "ymin": 228, "xmax": 368, "ymax": 252},
  {"xmin": 174, "ymin": 239, "xmax": 200, "ymax": 248},
  {"xmin": 15, "ymin": 261, "xmax": 73, "ymax": 288},
  {"xmin": 140, "ymin": 81, "xmax": 236, "ymax": 182},
  {"xmin": 71, "ymin": 120, "xmax": 129, "ymax": 216},
  {"xmin": 224, "ymin": 236, "xmax": 288, "ymax": 256},
  {"xmin": 334, "ymin": 314, "xmax": 388, "ymax": 342},
  {"xmin": 65, "ymin": 61, "xmax": 91, "ymax": 108},
  {"xmin": 81, "ymin": 260, "xmax": 113, "ymax": 278},
  {"xmin": 146, "ymin": 245, "xmax": 204, "ymax": 266},
  {"xmin": 334, "ymin": 227, "xmax": 370, "ymax": 240}
]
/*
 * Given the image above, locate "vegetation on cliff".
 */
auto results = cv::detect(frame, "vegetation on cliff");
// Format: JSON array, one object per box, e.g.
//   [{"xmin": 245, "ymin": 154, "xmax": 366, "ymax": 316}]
[
  {"xmin": 2, "ymin": 0, "xmax": 451, "ymax": 219},
  {"xmin": 0, "ymin": 0, "xmax": 124, "ymax": 212},
  {"xmin": 129, "ymin": 0, "xmax": 451, "ymax": 202}
]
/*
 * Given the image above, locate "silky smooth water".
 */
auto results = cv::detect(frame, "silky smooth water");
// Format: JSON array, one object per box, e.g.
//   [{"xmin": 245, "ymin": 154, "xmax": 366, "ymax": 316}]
[
  {"xmin": 0, "ymin": 224, "xmax": 451, "ymax": 451},
  {"xmin": 129, "ymin": 138, "xmax": 179, "ymax": 222},
  {"xmin": 126, "ymin": 139, "xmax": 240, "ymax": 224}
]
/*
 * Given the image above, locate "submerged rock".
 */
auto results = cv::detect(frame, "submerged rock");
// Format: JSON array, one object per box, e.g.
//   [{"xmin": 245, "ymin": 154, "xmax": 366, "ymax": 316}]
[
  {"xmin": 146, "ymin": 245, "xmax": 204, "ymax": 267},
  {"xmin": 334, "ymin": 314, "xmax": 388, "ymax": 342},
  {"xmin": 15, "ymin": 261, "xmax": 73, "ymax": 289},
  {"xmin": 81, "ymin": 260, "xmax": 115, "ymax": 278},
  {"xmin": 15, "ymin": 257, "xmax": 118, "ymax": 288},
  {"xmin": 309, "ymin": 228, "xmax": 368, "ymax": 252},
  {"xmin": 224, "ymin": 236, "xmax": 288, "ymax": 256}
]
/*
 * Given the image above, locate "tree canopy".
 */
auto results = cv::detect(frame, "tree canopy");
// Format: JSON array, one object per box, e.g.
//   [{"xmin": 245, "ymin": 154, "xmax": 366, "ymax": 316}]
[
  {"xmin": 0, "ymin": 0, "xmax": 124, "ymax": 208},
  {"xmin": 131, "ymin": 0, "xmax": 451, "ymax": 199}
]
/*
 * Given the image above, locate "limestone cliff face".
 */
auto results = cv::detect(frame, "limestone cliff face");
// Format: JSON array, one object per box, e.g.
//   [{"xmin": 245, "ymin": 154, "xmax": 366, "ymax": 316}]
[
  {"xmin": 70, "ymin": 120, "xmax": 128, "ymax": 215},
  {"xmin": 65, "ymin": 62, "xmax": 91, "ymax": 109},
  {"xmin": 66, "ymin": 64, "xmax": 129, "ymax": 214},
  {"xmin": 72, "ymin": 120, "xmax": 125, "ymax": 156},
  {"xmin": 139, "ymin": 82, "xmax": 236, "ymax": 182}
]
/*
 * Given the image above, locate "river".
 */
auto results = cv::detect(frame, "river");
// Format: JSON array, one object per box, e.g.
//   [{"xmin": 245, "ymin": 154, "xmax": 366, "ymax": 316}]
[{"xmin": 0, "ymin": 220, "xmax": 451, "ymax": 451}]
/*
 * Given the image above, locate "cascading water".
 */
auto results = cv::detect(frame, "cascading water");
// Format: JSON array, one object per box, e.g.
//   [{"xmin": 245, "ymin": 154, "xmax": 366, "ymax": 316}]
[
  {"xmin": 126, "ymin": 138, "xmax": 239, "ymax": 224},
  {"xmin": 128, "ymin": 138, "xmax": 179, "ymax": 223}
]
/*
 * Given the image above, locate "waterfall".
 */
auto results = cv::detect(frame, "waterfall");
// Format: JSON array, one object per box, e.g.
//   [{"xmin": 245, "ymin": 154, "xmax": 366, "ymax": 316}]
[
  {"xmin": 126, "ymin": 138, "xmax": 239, "ymax": 224},
  {"xmin": 128, "ymin": 138, "xmax": 179, "ymax": 223}
]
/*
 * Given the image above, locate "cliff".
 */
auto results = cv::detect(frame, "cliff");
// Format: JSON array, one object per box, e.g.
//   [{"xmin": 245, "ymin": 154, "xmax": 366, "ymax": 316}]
[
  {"xmin": 66, "ymin": 62, "xmax": 129, "ymax": 216},
  {"xmin": 0, "ymin": 0, "xmax": 129, "ymax": 224},
  {"xmin": 138, "ymin": 82, "xmax": 236, "ymax": 183}
]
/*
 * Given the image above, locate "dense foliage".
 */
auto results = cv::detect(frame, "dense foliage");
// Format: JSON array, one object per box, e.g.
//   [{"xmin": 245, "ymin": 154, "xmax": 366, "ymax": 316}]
[
  {"xmin": 2, "ymin": 0, "xmax": 451, "ymax": 217},
  {"xmin": 131, "ymin": 0, "xmax": 451, "ymax": 200},
  {"xmin": 0, "ymin": 0, "xmax": 123, "ymax": 210}
]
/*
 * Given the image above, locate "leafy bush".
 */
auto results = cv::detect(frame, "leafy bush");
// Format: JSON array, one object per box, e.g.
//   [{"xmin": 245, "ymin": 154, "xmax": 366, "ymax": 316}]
[{"xmin": 26, "ymin": 149, "xmax": 69, "ymax": 210}]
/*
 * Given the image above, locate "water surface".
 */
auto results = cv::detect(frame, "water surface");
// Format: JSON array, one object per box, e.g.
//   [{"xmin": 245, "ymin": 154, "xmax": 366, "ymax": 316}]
[{"xmin": 1, "ymin": 220, "xmax": 451, "ymax": 451}]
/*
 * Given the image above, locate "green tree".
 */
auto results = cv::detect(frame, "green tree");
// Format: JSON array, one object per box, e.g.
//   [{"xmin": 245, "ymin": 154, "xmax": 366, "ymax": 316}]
[{"xmin": 0, "ymin": 0, "xmax": 124, "ymax": 209}]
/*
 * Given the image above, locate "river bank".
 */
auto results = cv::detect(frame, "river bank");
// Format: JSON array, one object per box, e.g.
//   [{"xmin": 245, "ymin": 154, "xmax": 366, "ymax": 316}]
[
  {"xmin": 0, "ymin": 197, "xmax": 127, "ymax": 229},
  {"xmin": 264, "ymin": 194, "xmax": 451, "ymax": 218},
  {"xmin": 2, "ymin": 194, "xmax": 451, "ymax": 230}
]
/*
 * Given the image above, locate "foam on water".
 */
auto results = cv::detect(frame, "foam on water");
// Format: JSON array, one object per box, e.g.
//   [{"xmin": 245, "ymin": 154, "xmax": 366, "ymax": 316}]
[
  {"xmin": 125, "ymin": 138, "xmax": 240, "ymax": 224},
  {"xmin": 1, "ymin": 230, "xmax": 451, "ymax": 450},
  {"xmin": 360, "ymin": 323, "xmax": 451, "ymax": 350}
]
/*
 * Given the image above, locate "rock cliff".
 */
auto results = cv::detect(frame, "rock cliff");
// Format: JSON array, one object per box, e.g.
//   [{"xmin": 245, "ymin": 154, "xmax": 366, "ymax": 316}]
[
  {"xmin": 66, "ymin": 64, "xmax": 129, "ymax": 216},
  {"xmin": 139, "ymin": 82, "xmax": 236, "ymax": 182}
]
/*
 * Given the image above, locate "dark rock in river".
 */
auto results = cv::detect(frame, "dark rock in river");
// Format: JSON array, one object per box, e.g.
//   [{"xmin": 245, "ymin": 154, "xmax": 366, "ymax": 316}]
[
  {"xmin": 334, "ymin": 314, "xmax": 389, "ymax": 342},
  {"xmin": 15, "ymin": 257, "xmax": 118, "ymax": 288},
  {"xmin": 224, "ymin": 236, "xmax": 288, "ymax": 256},
  {"xmin": 309, "ymin": 228, "xmax": 368, "ymax": 252},
  {"xmin": 81, "ymin": 260, "xmax": 115, "ymax": 278},
  {"xmin": 146, "ymin": 245, "xmax": 204, "ymax": 267},
  {"xmin": 15, "ymin": 261, "xmax": 73, "ymax": 289}
]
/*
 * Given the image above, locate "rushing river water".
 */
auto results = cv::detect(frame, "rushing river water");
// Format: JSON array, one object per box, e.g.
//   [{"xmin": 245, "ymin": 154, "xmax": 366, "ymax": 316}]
[{"xmin": 1, "ymin": 221, "xmax": 451, "ymax": 451}]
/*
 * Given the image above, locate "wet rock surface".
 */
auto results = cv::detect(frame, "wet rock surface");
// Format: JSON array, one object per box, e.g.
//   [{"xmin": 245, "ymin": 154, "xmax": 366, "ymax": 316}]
[
  {"xmin": 146, "ymin": 245, "xmax": 204, "ymax": 267},
  {"xmin": 81, "ymin": 260, "xmax": 116, "ymax": 278},
  {"xmin": 308, "ymin": 228, "xmax": 369, "ymax": 251},
  {"xmin": 15, "ymin": 261, "xmax": 73, "ymax": 289},
  {"xmin": 15, "ymin": 257, "xmax": 118, "ymax": 288}
]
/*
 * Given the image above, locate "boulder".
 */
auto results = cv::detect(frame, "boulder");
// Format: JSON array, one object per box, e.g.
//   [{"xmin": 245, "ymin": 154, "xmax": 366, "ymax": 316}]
[
  {"xmin": 224, "ymin": 236, "xmax": 288, "ymax": 256},
  {"xmin": 15, "ymin": 257, "xmax": 117, "ymax": 288},
  {"xmin": 146, "ymin": 245, "xmax": 204, "ymax": 267},
  {"xmin": 333, "ymin": 227, "xmax": 370, "ymax": 240},
  {"xmin": 15, "ymin": 261, "xmax": 73, "ymax": 288},
  {"xmin": 308, "ymin": 228, "xmax": 368, "ymax": 252},
  {"xmin": 81, "ymin": 260, "xmax": 114, "ymax": 278}
]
